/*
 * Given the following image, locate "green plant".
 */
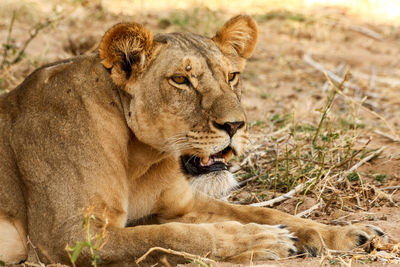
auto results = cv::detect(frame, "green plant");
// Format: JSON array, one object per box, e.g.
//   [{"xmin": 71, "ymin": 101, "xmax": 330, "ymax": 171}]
[
  {"xmin": 329, "ymin": 258, "xmax": 339, "ymax": 265},
  {"xmin": 249, "ymin": 120, "xmax": 266, "ymax": 127},
  {"xmin": 375, "ymin": 174, "xmax": 387, "ymax": 183},
  {"xmin": 347, "ymin": 172, "xmax": 360, "ymax": 181},
  {"xmin": 270, "ymin": 113, "xmax": 292, "ymax": 128},
  {"xmin": 0, "ymin": 8, "xmax": 64, "ymax": 69},
  {"xmin": 0, "ymin": 260, "xmax": 5, "ymax": 267},
  {"xmin": 65, "ymin": 208, "xmax": 107, "ymax": 267},
  {"xmin": 189, "ymin": 259, "xmax": 212, "ymax": 267}
]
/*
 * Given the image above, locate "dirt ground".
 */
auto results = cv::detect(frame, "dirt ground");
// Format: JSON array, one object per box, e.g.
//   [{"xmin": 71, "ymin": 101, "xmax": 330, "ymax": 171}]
[{"xmin": 1, "ymin": 0, "xmax": 400, "ymax": 266}]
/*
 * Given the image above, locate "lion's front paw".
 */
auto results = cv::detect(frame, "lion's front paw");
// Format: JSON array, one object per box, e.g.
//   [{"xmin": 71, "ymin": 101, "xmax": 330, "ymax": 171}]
[
  {"xmin": 294, "ymin": 223, "xmax": 387, "ymax": 256},
  {"xmin": 331, "ymin": 224, "xmax": 387, "ymax": 250},
  {"xmin": 212, "ymin": 222, "xmax": 297, "ymax": 263}
]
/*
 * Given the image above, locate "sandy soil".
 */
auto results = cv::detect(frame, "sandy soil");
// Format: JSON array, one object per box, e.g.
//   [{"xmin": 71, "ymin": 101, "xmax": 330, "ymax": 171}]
[{"xmin": 1, "ymin": 1, "xmax": 399, "ymax": 266}]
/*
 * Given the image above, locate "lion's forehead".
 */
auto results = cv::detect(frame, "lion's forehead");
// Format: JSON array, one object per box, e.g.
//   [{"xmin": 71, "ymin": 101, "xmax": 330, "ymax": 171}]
[
  {"xmin": 156, "ymin": 32, "xmax": 220, "ymax": 54},
  {"xmin": 155, "ymin": 32, "xmax": 229, "ymax": 70}
]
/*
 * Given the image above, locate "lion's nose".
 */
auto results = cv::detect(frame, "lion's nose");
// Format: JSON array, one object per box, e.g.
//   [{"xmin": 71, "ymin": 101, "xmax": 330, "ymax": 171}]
[{"xmin": 213, "ymin": 121, "xmax": 245, "ymax": 137}]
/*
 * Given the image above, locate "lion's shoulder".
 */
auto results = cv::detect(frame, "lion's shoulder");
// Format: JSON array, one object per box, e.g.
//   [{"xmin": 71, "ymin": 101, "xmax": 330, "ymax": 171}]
[{"xmin": 23, "ymin": 54, "xmax": 100, "ymax": 85}]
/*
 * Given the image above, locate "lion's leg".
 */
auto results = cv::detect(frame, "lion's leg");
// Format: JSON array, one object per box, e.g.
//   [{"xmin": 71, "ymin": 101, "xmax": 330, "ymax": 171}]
[
  {"xmin": 0, "ymin": 214, "xmax": 27, "ymax": 264},
  {"xmin": 47, "ymin": 220, "xmax": 297, "ymax": 266},
  {"xmin": 103, "ymin": 223, "xmax": 295, "ymax": 265},
  {"xmin": 162, "ymin": 193, "xmax": 386, "ymax": 255},
  {"xmin": 32, "ymin": 167, "xmax": 296, "ymax": 265},
  {"xmin": 0, "ymin": 142, "xmax": 28, "ymax": 264}
]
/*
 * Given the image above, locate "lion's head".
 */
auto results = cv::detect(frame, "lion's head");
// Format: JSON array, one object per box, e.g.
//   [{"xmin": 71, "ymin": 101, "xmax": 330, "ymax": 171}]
[{"xmin": 99, "ymin": 15, "xmax": 258, "ymax": 197}]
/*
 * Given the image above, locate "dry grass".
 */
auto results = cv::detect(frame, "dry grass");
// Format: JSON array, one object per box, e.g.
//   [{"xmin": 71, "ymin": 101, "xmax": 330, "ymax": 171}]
[
  {"xmin": 230, "ymin": 71, "xmax": 396, "ymax": 211},
  {"xmin": 227, "ymin": 73, "xmax": 400, "ymax": 264}
]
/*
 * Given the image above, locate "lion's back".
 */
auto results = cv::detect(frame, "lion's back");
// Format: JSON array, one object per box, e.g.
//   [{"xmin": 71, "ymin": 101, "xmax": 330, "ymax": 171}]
[{"xmin": 0, "ymin": 53, "xmax": 112, "ymax": 223}]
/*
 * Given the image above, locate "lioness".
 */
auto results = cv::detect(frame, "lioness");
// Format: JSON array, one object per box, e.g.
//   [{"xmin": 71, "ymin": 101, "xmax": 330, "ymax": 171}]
[{"xmin": 0, "ymin": 15, "xmax": 386, "ymax": 266}]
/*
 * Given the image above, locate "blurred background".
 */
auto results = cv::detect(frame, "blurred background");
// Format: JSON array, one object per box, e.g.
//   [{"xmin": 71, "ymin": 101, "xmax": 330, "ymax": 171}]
[{"xmin": 1, "ymin": 1, "xmax": 399, "ymax": 265}]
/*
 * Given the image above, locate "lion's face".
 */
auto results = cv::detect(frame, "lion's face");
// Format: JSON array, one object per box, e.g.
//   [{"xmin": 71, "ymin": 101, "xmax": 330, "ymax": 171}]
[
  {"xmin": 99, "ymin": 16, "xmax": 258, "ymax": 179},
  {"xmin": 127, "ymin": 33, "xmax": 249, "ymax": 176}
]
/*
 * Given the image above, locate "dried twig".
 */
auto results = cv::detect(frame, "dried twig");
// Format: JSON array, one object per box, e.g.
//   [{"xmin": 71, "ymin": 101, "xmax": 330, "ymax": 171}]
[
  {"xmin": 353, "ymin": 70, "xmax": 400, "ymax": 87},
  {"xmin": 374, "ymin": 129, "xmax": 400, "ymax": 142},
  {"xmin": 350, "ymin": 25, "xmax": 383, "ymax": 41},
  {"xmin": 348, "ymin": 147, "xmax": 385, "ymax": 173},
  {"xmin": 312, "ymin": 71, "xmax": 349, "ymax": 145},
  {"xmin": 26, "ymin": 236, "xmax": 44, "ymax": 266},
  {"xmin": 303, "ymin": 53, "xmax": 359, "ymax": 90},
  {"xmin": 381, "ymin": 186, "xmax": 400, "ymax": 191},
  {"xmin": 296, "ymin": 199, "xmax": 323, "ymax": 218},
  {"xmin": 250, "ymin": 178, "xmax": 315, "ymax": 207},
  {"xmin": 21, "ymin": 262, "xmax": 45, "ymax": 267},
  {"xmin": 0, "ymin": 10, "xmax": 17, "ymax": 68},
  {"xmin": 337, "ymin": 147, "xmax": 385, "ymax": 182},
  {"xmin": 11, "ymin": 17, "xmax": 61, "ymax": 65},
  {"xmin": 1, "ymin": 9, "xmax": 65, "ymax": 68},
  {"xmin": 335, "ymin": 87, "xmax": 399, "ymax": 138},
  {"xmin": 136, "ymin": 247, "xmax": 216, "ymax": 266},
  {"xmin": 305, "ymin": 53, "xmax": 400, "ymax": 88},
  {"xmin": 238, "ymin": 175, "xmax": 260, "ymax": 186},
  {"xmin": 306, "ymin": 51, "xmax": 400, "ymax": 96},
  {"xmin": 369, "ymin": 185, "xmax": 398, "ymax": 207},
  {"xmin": 160, "ymin": 256, "xmax": 172, "ymax": 267}
]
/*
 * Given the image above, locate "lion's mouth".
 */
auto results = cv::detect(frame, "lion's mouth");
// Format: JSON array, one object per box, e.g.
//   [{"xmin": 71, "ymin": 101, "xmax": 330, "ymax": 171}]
[{"xmin": 181, "ymin": 146, "xmax": 234, "ymax": 176}]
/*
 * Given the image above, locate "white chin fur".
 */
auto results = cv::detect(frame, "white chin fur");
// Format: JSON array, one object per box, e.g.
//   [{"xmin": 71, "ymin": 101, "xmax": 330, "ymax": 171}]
[{"xmin": 189, "ymin": 170, "xmax": 238, "ymax": 199}]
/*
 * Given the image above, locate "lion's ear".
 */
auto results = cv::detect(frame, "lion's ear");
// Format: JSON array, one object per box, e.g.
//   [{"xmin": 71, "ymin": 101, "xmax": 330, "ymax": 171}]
[
  {"xmin": 212, "ymin": 15, "xmax": 258, "ymax": 59},
  {"xmin": 99, "ymin": 22, "xmax": 154, "ymax": 88}
]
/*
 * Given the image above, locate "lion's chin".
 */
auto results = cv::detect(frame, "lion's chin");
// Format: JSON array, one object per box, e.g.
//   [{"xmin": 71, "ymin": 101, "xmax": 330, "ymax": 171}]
[{"xmin": 189, "ymin": 170, "xmax": 238, "ymax": 199}]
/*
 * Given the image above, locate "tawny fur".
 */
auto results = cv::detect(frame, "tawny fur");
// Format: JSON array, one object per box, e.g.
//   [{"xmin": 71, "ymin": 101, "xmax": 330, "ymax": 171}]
[
  {"xmin": 0, "ymin": 216, "xmax": 27, "ymax": 264},
  {"xmin": 0, "ymin": 15, "xmax": 386, "ymax": 266}
]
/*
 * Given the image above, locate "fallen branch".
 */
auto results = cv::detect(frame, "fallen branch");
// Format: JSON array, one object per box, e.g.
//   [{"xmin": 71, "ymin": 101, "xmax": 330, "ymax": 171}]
[
  {"xmin": 136, "ymin": 247, "xmax": 216, "ymax": 266},
  {"xmin": 238, "ymin": 175, "xmax": 260, "ymax": 187},
  {"xmin": 374, "ymin": 129, "xmax": 400, "ymax": 143},
  {"xmin": 296, "ymin": 199, "xmax": 323, "ymax": 218},
  {"xmin": 304, "ymin": 53, "xmax": 400, "ymax": 89},
  {"xmin": 338, "ymin": 147, "xmax": 385, "ymax": 182},
  {"xmin": 229, "ymin": 164, "xmax": 241, "ymax": 173},
  {"xmin": 369, "ymin": 185, "xmax": 398, "ymax": 207},
  {"xmin": 381, "ymin": 186, "xmax": 400, "ymax": 191},
  {"xmin": 353, "ymin": 70, "xmax": 400, "ymax": 87},
  {"xmin": 26, "ymin": 236, "xmax": 44, "ymax": 265},
  {"xmin": 348, "ymin": 147, "xmax": 385, "ymax": 173},
  {"xmin": 350, "ymin": 25, "xmax": 383, "ymax": 41},
  {"xmin": 250, "ymin": 178, "xmax": 315, "ymax": 207},
  {"xmin": 20, "ymin": 262, "xmax": 45, "ymax": 267},
  {"xmin": 303, "ymin": 53, "xmax": 359, "ymax": 90}
]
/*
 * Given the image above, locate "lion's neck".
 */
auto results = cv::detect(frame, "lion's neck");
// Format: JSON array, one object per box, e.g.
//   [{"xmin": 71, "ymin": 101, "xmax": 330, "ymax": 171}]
[
  {"xmin": 127, "ymin": 136, "xmax": 173, "ymax": 179},
  {"xmin": 117, "ymin": 85, "xmax": 178, "ymax": 180}
]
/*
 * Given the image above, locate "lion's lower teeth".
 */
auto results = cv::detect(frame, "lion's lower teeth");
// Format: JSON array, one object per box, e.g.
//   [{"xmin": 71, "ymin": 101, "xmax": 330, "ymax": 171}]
[{"xmin": 213, "ymin": 158, "xmax": 224, "ymax": 162}]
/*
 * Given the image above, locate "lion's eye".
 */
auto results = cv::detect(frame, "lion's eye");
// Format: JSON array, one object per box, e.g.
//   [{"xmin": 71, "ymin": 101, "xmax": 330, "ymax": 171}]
[
  {"xmin": 171, "ymin": 76, "xmax": 189, "ymax": 85},
  {"xmin": 228, "ymin": 72, "xmax": 239, "ymax": 83}
]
